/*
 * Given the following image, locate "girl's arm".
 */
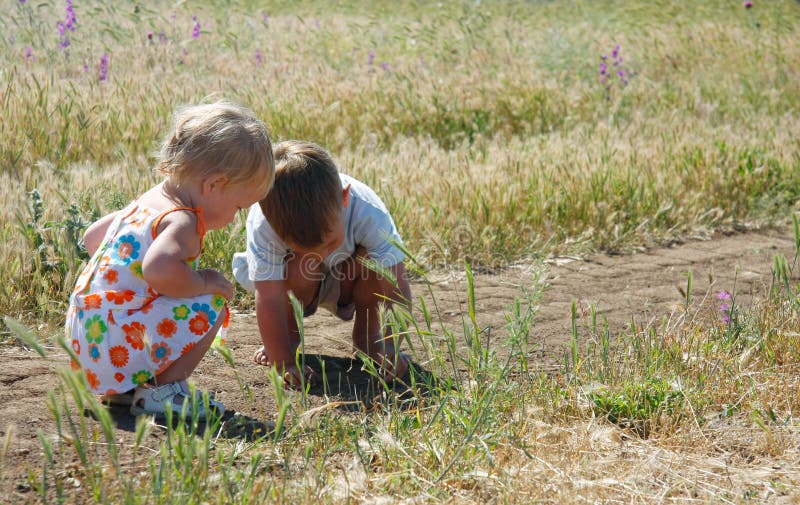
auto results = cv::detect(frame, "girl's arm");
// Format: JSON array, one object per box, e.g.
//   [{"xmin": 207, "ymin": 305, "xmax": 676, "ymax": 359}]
[
  {"xmin": 83, "ymin": 211, "xmax": 120, "ymax": 256},
  {"xmin": 142, "ymin": 211, "xmax": 233, "ymax": 299}
]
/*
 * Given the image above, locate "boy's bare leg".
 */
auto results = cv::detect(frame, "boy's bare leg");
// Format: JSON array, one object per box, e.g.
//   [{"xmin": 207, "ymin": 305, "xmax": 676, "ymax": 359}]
[{"xmin": 339, "ymin": 247, "xmax": 411, "ymax": 379}]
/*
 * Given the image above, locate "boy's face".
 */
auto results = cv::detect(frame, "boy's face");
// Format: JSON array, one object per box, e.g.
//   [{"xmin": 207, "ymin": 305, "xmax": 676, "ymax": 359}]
[
  {"xmin": 287, "ymin": 210, "xmax": 345, "ymax": 261},
  {"xmin": 286, "ymin": 184, "xmax": 350, "ymax": 261}
]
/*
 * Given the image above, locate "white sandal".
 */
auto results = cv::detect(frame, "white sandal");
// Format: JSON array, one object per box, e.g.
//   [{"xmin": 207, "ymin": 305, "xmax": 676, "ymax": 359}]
[{"xmin": 130, "ymin": 381, "xmax": 224, "ymax": 419}]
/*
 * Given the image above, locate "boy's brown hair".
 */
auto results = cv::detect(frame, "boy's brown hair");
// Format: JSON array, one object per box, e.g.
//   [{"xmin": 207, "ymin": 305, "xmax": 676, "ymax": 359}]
[{"xmin": 260, "ymin": 140, "xmax": 343, "ymax": 248}]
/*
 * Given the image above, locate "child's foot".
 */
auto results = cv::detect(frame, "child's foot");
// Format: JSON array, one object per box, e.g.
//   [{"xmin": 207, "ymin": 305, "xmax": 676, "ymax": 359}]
[{"xmin": 253, "ymin": 346, "xmax": 270, "ymax": 366}]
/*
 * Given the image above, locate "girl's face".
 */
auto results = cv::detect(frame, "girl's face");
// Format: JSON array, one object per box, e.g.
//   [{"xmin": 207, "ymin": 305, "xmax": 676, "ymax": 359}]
[{"xmin": 203, "ymin": 175, "xmax": 271, "ymax": 230}]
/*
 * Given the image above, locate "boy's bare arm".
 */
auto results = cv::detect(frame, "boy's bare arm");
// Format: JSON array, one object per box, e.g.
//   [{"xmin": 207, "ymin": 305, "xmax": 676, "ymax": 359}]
[
  {"xmin": 390, "ymin": 262, "xmax": 412, "ymax": 308},
  {"xmin": 254, "ymin": 279, "xmax": 297, "ymax": 368}
]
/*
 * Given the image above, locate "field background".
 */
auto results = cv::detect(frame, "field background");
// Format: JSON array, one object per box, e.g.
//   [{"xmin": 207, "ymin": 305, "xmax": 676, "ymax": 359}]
[{"xmin": 2, "ymin": 0, "xmax": 800, "ymax": 503}]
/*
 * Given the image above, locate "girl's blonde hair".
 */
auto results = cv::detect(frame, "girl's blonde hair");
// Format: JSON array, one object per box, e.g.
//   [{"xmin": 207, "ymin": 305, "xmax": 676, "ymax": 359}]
[{"xmin": 156, "ymin": 100, "xmax": 274, "ymax": 188}]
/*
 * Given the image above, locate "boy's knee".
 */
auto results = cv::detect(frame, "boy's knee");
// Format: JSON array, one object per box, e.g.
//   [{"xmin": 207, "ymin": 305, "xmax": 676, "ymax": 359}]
[
  {"xmin": 285, "ymin": 280, "xmax": 320, "ymax": 308},
  {"xmin": 285, "ymin": 259, "xmax": 324, "ymax": 306}
]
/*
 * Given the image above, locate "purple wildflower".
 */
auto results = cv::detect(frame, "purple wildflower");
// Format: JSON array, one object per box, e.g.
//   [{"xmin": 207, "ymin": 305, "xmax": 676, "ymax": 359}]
[
  {"xmin": 25, "ymin": 47, "xmax": 32, "ymax": 59},
  {"xmin": 717, "ymin": 291, "xmax": 733, "ymax": 324},
  {"xmin": 367, "ymin": 51, "xmax": 375, "ymax": 65},
  {"xmin": 255, "ymin": 49, "xmax": 263, "ymax": 65},
  {"xmin": 192, "ymin": 20, "xmax": 201, "ymax": 39},
  {"xmin": 743, "ymin": 1, "xmax": 753, "ymax": 8},
  {"xmin": 83, "ymin": 63, "xmax": 88, "ymax": 72},
  {"xmin": 261, "ymin": 11, "xmax": 269, "ymax": 24},
  {"xmin": 381, "ymin": 62, "xmax": 389, "ymax": 71},
  {"xmin": 158, "ymin": 31, "xmax": 167, "ymax": 44},
  {"xmin": 65, "ymin": 0, "xmax": 77, "ymax": 31},
  {"xmin": 19, "ymin": 0, "xmax": 26, "ymax": 4},
  {"xmin": 599, "ymin": 43, "xmax": 633, "ymax": 94},
  {"xmin": 98, "ymin": 52, "xmax": 108, "ymax": 81},
  {"xmin": 147, "ymin": 31, "xmax": 153, "ymax": 41}
]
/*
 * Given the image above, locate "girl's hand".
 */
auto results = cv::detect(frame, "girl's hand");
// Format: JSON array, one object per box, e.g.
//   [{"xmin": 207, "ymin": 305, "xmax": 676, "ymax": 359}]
[{"xmin": 199, "ymin": 269, "xmax": 233, "ymax": 299}]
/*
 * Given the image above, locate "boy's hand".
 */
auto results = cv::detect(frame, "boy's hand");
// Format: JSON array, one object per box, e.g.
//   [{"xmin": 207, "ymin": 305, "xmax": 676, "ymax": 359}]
[
  {"xmin": 282, "ymin": 364, "xmax": 317, "ymax": 389},
  {"xmin": 376, "ymin": 351, "xmax": 410, "ymax": 382},
  {"xmin": 253, "ymin": 347, "xmax": 316, "ymax": 388},
  {"xmin": 199, "ymin": 269, "xmax": 233, "ymax": 299}
]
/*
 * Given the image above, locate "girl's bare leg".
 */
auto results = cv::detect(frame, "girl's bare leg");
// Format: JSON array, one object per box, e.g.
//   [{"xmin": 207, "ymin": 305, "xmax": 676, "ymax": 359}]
[{"xmin": 156, "ymin": 315, "xmax": 224, "ymax": 384}]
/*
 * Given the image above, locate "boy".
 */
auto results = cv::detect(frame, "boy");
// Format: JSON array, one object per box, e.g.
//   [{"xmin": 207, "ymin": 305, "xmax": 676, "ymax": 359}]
[{"xmin": 232, "ymin": 140, "xmax": 411, "ymax": 386}]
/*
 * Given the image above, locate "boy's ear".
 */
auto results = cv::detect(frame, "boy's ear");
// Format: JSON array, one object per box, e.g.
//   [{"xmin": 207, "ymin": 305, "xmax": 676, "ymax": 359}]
[
  {"xmin": 342, "ymin": 184, "xmax": 352, "ymax": 208},
  {"xmin": 201, "ymin": 174, "xmax": 229, "ymax": 196}
]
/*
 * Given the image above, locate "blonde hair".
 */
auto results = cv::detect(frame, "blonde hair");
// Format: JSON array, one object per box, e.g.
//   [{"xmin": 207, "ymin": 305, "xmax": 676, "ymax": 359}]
[
  {"xmin": 260, "ymin": 140, "xmax": 342, "ymax": 248},
  {"xmin": 156, "ymin": 100, "xmax": 274, "ymax": 188}
]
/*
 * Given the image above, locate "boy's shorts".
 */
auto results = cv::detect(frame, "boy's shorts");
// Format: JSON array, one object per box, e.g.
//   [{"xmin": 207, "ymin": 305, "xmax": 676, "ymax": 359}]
[
  {"xmin": 233, "ymin": 253, "xmax": 354, "ymax": 321},
  {"xmin": 308, "ymin": 266, "xmax": 355, "ymax": 321}
]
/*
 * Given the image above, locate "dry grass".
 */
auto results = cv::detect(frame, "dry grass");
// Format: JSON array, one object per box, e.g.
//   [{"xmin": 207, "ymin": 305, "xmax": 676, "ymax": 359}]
[
  {"xmin": 2, "ymin": 0, "xmax": 800, "ymax": 502},
  {"xmin": 3, "ymin": 0, "xmax": 800, "ymax": 322}
]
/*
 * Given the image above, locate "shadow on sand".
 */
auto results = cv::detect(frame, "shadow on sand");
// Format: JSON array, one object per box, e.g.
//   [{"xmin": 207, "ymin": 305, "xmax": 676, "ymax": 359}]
[
  {"xmin": 88, "ymin": 354, "xmax": 445, "ymax": 442},
  {"xmin": 301, "ymin": 353, "xmax": 443, "ymax": 409}
]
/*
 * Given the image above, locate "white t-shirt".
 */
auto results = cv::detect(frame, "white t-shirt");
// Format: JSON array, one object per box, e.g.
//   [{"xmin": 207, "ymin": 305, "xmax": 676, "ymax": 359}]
[{"xmin": 233, "ymin": 174, "xmax": 405, "ymax": 291}]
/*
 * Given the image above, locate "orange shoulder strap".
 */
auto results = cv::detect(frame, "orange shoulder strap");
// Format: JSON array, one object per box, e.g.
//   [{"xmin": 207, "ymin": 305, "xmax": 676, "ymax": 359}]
[
  {"xmin": 150, "ymin": 206, "xmax": 206, "ymax": 237},
  {"xmin": 150, "ymin": 206, "xmax": 206, "ymax": 259}
]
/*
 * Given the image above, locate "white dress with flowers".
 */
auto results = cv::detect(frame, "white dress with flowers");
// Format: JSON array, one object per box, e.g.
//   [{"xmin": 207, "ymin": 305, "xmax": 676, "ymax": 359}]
[{"xmin": 65, "ymin": 202, "xmax": 229, "ymax": 395}]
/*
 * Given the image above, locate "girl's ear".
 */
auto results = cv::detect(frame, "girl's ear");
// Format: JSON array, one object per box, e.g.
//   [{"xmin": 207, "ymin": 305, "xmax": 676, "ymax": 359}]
[
  {"xmin": 342, "ymin": 184, "xmax": 352, "ymax": 208},
  {"xmin": 201, "ymin": 174, "xmax": 229, "ymax": 196}
]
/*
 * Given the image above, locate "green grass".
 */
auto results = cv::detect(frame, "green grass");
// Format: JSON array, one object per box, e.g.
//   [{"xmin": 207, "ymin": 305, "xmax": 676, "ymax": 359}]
[{"xmin": 2, "ymin": 0, "xmax": 800, "ymax": 502}]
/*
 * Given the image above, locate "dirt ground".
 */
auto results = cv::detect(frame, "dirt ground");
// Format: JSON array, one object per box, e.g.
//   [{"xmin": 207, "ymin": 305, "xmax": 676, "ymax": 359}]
[{"xmin": 1, "ymin": 228, "xmax": 797, "ymax": 500}]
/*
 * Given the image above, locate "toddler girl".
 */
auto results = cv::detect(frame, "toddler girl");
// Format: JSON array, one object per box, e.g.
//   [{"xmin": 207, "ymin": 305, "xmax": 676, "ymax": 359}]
[{"xmin": 65, "ymin": 100, "xmax": 274, "ymax": 419}]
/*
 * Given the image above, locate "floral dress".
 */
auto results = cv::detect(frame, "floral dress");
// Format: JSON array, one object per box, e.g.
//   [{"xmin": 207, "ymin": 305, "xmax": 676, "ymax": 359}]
[{"xmin": 65, "ymin": 202, "xmax": 229, "ymax": 395}]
